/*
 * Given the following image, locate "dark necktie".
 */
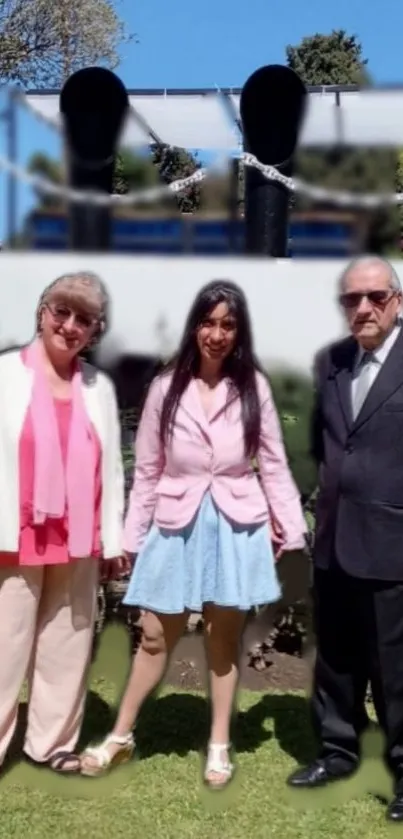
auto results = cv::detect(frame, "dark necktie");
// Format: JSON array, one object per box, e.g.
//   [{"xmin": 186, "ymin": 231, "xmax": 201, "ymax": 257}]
[{"xmin": 352, "ymin": 351, "xmax": 375, "ymax": 420}]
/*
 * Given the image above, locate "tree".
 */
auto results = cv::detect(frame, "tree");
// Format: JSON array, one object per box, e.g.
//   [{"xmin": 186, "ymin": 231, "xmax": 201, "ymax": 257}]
[
  {"xmin": 0, "ymin": 0, "xmax": 134, "ymax": 87},
  {"xmin": 151, "ymin": 145, "xmax": 201, "ymax": 214},
  {"xmin": 286, "ymin": 31, "xmax": 401, "ymax": 255},
  {"xmin": 27, "ymin": 148, "xmax": 160, "ymax": 214},
  {"xmin": 26, "ymin": 145, "xmax": 202, "ymax": 216},
  {"xmin": 112, "ymin": 149, "xmax": 162, "ymax": 207},
  {"xmin": 295, "ymin": 148, "xmax": 401, "ymax": 254},
  {"xmin": 286, "ymin": 30, "xmax": 370, "ymax": 86},
  {"xmin": 27, "ymin": 152, "xmax": 64, "ymax": 208}
]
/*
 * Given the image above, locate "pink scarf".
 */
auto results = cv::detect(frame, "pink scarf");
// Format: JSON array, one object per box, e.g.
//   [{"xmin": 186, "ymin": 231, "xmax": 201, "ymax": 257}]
[{"xmin": 25, "ymin": 339, "xmax": 96, "ymax": 559}]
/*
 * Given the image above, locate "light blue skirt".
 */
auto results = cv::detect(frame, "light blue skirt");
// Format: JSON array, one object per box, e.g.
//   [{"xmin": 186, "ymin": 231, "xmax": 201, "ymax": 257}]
[{"xmin": 123, "ymin": 491, "xmax": 282, "ymax": 614}]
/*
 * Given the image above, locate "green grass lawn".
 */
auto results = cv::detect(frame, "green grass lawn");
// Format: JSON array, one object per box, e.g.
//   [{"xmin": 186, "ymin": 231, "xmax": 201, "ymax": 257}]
[{"xmin": 0, "ymin": 624, "xmax": 398, "ymax": 839}]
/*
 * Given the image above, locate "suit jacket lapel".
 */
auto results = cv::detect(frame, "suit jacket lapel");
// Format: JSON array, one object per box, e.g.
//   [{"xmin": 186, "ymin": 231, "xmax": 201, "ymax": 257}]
[
  {"xmin": 181, "ymin": 377, "xmax": 237, "ymax": 436},
  {"xmin": 209, "ymin": 378, "xmax": 238, "ymax": 422},
  {"xmin": 333, "ymin": 338, "xmax": 356, "ymax": 432},
  {"xmin": 353, "ymin": 327, "xmax": 403, "ymax": 432},
  {"xmin": 181, "ymin": 379, "xmax": 211, "ymax": 437}
]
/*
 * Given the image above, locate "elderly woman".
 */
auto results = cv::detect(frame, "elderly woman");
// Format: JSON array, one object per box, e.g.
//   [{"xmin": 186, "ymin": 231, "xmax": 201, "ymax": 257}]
[
  {"xmin": 81, "ymin": 279, "xmax": 307, "ymax": 786},
  {"xmin": 0, "ymin": 271, "xmax": 126, "ymax": 776}
]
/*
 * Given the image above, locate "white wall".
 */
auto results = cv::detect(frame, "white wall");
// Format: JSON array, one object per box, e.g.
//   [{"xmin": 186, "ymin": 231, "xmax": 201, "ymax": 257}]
[{"xmin": 2, "ymin": 253, "xmax": 402, "ymax": 375}]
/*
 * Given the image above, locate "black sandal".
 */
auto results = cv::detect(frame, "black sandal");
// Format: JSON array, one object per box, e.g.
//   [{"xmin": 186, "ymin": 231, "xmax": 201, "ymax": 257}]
[
  {"xmin": 24, "ymin": 750, "xmax": 81, "ymax": 774},
  {"xmin": 49, "ymin": 751, "xmax": 81, "ymax": 774}
]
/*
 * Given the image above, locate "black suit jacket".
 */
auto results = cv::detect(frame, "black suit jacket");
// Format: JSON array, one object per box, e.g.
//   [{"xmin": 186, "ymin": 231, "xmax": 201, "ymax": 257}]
[{"xmin": 312, "ymin": 328, "xmax": 403, "ymax": 580}]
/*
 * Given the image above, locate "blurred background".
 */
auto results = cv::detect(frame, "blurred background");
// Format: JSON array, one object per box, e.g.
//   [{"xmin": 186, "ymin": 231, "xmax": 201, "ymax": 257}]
[{"xmin": 1, "ymin": 14, "xmax": 403, "ymax": 258}]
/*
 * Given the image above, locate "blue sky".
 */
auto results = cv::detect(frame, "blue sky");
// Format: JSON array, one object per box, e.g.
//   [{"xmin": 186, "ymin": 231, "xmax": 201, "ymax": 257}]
[{"xmin": 1, "ymin": 0, "xmax": 402, "ymax": 242}]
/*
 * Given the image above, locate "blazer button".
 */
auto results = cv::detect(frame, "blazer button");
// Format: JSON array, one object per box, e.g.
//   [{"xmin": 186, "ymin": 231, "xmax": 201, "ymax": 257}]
[{"xmin": 345, "ymin": 444, "xmax": 353, "ymax": 454}]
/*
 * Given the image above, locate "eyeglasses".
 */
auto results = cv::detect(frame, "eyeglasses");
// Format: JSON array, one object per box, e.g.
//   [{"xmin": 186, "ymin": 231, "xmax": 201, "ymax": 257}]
[
  {"xmin": 46, "ymin": 302, "xmax": 96, "ymax": 331},
  {"xmin": 338, "ymin": 290, "xmax": 397, "ymax": 309}
]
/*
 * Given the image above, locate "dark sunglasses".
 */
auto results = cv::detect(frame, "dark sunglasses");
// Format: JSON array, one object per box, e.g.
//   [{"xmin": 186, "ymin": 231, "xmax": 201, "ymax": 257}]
[
  {"xmin": 338, "ymin": 290, "xmax": 397, "ymax": 309},
  {"xmin": 46, "ymin": 302, "xmax": 96, "ymax": 330}
]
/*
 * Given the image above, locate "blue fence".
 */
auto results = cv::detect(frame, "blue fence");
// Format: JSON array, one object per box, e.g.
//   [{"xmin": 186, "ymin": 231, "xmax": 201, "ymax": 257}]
[{"xmin": 26, "ymin": 213, "xmax": 357, "ymax": 257}]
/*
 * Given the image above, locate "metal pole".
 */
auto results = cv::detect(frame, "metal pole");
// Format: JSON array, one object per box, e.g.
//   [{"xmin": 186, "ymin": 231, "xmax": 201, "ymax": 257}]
[
  {"xmin": 228, "ymin": 157, "xmax": 240, "ymax": 253},
  {"xmin": 7, "ymin": 91, "xmax": 17, "ymax": 246},
  {"xmin": 240, "ymin": 64, "xmax": 307, "ymax": 257},
  {"xmin": 1, "ymin": 90, "xmax": 18, "ymax": 247}
]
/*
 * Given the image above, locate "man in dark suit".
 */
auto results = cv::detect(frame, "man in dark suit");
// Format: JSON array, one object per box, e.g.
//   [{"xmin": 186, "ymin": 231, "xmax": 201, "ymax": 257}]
[{"xmin": 287, "ymin": 255, "xmax": 403, "ymax": 822}]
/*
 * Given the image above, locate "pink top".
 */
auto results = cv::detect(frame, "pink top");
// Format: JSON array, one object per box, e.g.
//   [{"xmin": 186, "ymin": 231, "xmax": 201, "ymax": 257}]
[
  {"xmin": 0, "ymin": 356, "xmax": 102, "ymax": 567},
  {"xmin": 124, "ymin": 371, "xmax": 307, "ymax": 555}
]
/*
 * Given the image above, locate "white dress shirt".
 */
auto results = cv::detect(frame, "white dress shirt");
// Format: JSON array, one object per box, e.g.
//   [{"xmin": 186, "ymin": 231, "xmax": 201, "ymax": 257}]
[{"xmin": 351, "ymin": 324, "xmax": 401, "ymax": 413}]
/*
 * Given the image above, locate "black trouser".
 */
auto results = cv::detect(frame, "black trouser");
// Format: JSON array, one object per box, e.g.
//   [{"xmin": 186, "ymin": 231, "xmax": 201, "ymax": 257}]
[{"xmin": 312, "ymin": 565, "xmax": 403, "ymax": 786}]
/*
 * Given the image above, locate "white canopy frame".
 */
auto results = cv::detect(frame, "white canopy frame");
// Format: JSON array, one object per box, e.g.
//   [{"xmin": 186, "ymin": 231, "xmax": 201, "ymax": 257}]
[{"xmin": 23, "ymin": 84, "xmax": 403, "ymax": 151}]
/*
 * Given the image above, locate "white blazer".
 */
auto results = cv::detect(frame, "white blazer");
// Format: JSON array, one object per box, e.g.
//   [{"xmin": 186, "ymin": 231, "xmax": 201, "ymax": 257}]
[{"xmin": 0, "ymin": 348, "xmax": 124, "ymax": 558}]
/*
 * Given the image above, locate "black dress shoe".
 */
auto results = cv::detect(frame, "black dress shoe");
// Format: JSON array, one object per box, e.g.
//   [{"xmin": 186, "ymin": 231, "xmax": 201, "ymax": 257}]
[
  {"xmin": 387, "ymin": 794, "xmax": 403, "ymax": 821},
  {"xmin": 287, "ymin": 759, "xmax": 357, "ymax": 789}
]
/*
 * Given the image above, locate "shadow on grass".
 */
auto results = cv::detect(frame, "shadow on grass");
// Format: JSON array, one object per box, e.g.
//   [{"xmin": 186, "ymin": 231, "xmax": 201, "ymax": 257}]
[
  {"xmin": 5, "ymin": 690, "xmax": 314, "ymax": 765},
  {"xmin": 1, "ymin": 623, "xmax": 393, "ymax": 808},
  {"xmin": 237, "ymin": 692, "xmax": 315, "ymax": 765},
  {"xmin": 79, "ymin": 623, "xmax": 316, "ymax": 760},
  {"xmin": 1, "ymin": 620, "xmax": 321, "ymax": 767},
  {"xmin": 124, "ymin": 691, "xmax": 300, "ymax": 760}
]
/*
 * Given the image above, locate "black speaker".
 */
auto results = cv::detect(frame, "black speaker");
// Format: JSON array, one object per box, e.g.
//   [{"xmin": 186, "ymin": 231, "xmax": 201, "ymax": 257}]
[
  {"xmin": 240, "ymin": 64, "xmax": 306, "ymax": 256},
  {"xmin": 60, "ymin": 67, "xmax": 129, "ymax": 251}
]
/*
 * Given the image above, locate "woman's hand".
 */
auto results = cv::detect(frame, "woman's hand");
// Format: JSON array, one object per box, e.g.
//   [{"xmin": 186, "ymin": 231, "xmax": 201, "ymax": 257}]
[
  {"xmin": 100, "ymin": 552, "xmax": 134, "ymax": 583},
  {"xmin": 272, "ymin": 539, "xmax": 285, "ymax": 560},
  {"xmin": 273, "ymin": 544, "xmax": 283, "ymax": 560},
  {"xmin": 270, "ymin": 517, "xmax": 286, "ymax": 560},
  {"xmin": 121, "ymin": 551, "xmax": 136, "ymax": 576}
]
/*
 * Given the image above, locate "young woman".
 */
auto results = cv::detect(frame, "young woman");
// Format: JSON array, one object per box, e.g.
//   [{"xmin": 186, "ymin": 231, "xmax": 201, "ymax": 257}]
[
  {"xmin": 81, "ymin": 279, "xmax": 306, "ymax": 786},
  {"xmin": 0, "ymin": 271, "xmax": 127, "ymax": 775}
]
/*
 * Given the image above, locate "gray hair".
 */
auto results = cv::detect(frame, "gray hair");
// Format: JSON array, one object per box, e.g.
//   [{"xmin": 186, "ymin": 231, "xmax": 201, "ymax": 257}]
[
  {"xmin": 36, "ymin": 270, "xmax": 110, "ymax": 344},
  {"xmin": 338, "ymin": 255, "xmax": 402, "ymax": 293}
]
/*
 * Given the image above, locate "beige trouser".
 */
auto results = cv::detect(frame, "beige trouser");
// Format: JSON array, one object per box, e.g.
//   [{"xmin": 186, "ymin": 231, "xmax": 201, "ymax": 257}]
[{"xmin": 0, "ymin": 557, "xmax": 98, "ymax": 765}]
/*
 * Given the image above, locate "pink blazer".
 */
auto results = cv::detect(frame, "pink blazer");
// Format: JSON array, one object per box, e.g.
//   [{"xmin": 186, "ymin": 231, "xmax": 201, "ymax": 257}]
[{"xmin": 123, "ymin": 371, "xmax": 307, "ymax": 554}]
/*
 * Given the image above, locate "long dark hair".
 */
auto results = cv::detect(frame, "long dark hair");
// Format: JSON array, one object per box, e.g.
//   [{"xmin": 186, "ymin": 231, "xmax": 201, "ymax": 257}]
[{"xmin": 159, "ymin": 279, "xmax": 263, "ymax": 458}]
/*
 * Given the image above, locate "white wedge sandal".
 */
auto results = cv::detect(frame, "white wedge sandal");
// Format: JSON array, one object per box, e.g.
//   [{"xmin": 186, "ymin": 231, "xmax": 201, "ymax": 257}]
[
  {"xmin": 80, "ymin": 732, "xmax": 135, "ymax": 777},
  {"xmin": 204, "ymin": 743, "xmax": 234, "ymax": 789}
]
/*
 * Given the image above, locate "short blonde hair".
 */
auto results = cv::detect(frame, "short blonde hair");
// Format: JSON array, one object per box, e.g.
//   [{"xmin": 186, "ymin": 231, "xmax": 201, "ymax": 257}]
[{"xmin": 36, "ymin": 271, "xmax": 110, "ymax": 344}]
